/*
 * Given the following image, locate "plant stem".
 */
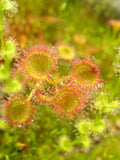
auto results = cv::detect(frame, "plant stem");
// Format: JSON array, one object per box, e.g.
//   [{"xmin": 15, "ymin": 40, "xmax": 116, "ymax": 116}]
[
  {"xmin": 0, "ymin": 3, "xmax": 11, "ymax": 90},
  {"xmin": 5, "ymin": 57, "xmax": 11, "ymax": 84},
  {"xmin": 27, "ymin": 76, "xmax": 47, "ymax": 101},
  {"xmin": 0, "ymin": 6, "xmax": 4, "ymax": 49},
  {"xmin": 38, "ymin": 94, "xmax": 51, "ymax": 102},
  {"xmin": 27, "ymin": 82, "xmax": 41, "ymax": 101},
  {"xmin": 48, "ymin": 75, "xmax": 70, "ymax": 85}
]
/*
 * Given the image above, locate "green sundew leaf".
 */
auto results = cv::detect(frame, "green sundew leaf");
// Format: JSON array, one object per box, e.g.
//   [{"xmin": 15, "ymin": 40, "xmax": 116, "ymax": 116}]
[
  {"xmin": 59, "ymin": 135, "xmax": 72, "ymax": 152},
  {"xmin": 95, "ymin": 95, "xmax": 119, "ymax": 114},
  {"xmin": 77, "ymin": 135, "xmax": 90, "ymax": 149},
  {"xmin": 105, "ymin": 100, "xmax": 119, "ymax": 113},
  {"xmin": 95, "ymin": 99, "xmax": 108, "ymax": 112},
  {"xmin": 0, "ymin": 65, "xmax": 9, "ymax": 81},
  {"xmin": 1, "ymin": 40, "xmax": 16, "ymax": 60},
  {"xmin": 94, "ymin": 92, "xmax": 120, "ymax": 113},
  {"xmin": 2, "ymin": 79, "xmax": 22, "ymax": 94},
  {"xmin": 77, "ymin": 121, "xmax": 92, "ymax": 135},
  {"xmin": 91, "ymin": 119, "xmax": 106, "ymax": 134},
  {"xmin": 2, "ymin": 0, "xmax": 14, "ymax": 11}
]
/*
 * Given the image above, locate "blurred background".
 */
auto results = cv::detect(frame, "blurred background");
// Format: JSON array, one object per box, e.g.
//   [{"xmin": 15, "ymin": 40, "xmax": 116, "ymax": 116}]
[
  {"xmin": 1, "ymin": 0, "xmax": 120, "ymax": 159},
  {"xmin": 7, "ymin": 0, "xmax": 120, "ymax": 81}
]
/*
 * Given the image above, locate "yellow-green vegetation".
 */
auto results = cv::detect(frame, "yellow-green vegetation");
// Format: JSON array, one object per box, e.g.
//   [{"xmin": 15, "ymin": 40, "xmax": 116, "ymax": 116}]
[{"xmin": 0, "ymin": 0, "xmax": 120, "ymax": 160}]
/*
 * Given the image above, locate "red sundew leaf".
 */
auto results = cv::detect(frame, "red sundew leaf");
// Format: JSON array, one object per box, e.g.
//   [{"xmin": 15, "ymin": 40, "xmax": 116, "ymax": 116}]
[
  {"xmin": 70, "ymin": 59, "xmax": 101, "ymax": 89},
  {"xmin": 5, "ymin": 96, "xmax": 34, "ymax": 125},
  {"xmin": 51, "ymin": 83, "xmax": 88, "ymax": 117},
  {"xmin": 20, "ymin": 45, "xmax": 58, "ymax": 81}
]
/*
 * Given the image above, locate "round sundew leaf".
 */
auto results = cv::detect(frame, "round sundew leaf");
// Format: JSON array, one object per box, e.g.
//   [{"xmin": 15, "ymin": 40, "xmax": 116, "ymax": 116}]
[
  {"xmin": 77, "ymin": 135, "xmax": 90, "ymax": 149},
  {"xmin": 71, "ymin": 60, "xmax": 100, "ymax": 87},
  {"xmin": 57, "ymin": 45, "xmax": 75, "ymax": 60},
  {"xmin": 1, "ymin": 40, "xmax": 16, "ymax": 59},
  {"xmin": 91, "ymin": 120, "xmax": 106, "ymax": 134},
  {"xmin": 59, "ymin": 135, "xmax": 72, "ymax": 152},
  {"xmin": 6, "ymin": 97, "xmax": 33, "ymax": 125},
  {"xmin": 25, "ymin": 52, "xmax": 54, "ymax": 79},
  {"xmin": 53, "ymin": 88, "xmax": 81, "ymax": 115},
  {"xmin": 77, "ymin": 121, "xmax": 92, "ymax": 135}
]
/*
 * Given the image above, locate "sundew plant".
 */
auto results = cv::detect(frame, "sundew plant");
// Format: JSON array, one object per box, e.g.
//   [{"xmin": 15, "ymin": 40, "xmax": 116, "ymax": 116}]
[{"xmin": 0, "ymin": 0, "xmax": 120, "ymax": 160}]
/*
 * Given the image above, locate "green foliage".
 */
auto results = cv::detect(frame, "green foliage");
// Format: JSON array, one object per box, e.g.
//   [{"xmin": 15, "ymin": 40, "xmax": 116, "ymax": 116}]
[
  {"xmin": 91, "ymin": 119, "xmax": 106, "ymax": 134},
  {"xmin": 0, "ymin": 0, "xmax": 120, "ymax": 160},
  {"xmin": 0, "ymin": 0, "xmax": 21, "ymax": 94},
  {"xmin": 0, "ymin": 119, "xmax": 7, "ymax": 130},
  {"xmin": 2, "ymin": 80, "xmax": 22, "ymax": 94},
  {"xmin": 59, "ymin": 135, "xmax": 72, "ymax": 152},
  {"xmin": 77, "ymin": 119, "xmax": 106, "ymax": 135},
  {"xmin": 77, "ymin": 135, "xmax": 91, "ymax": 149},
  {"xmin": 95, "ymin": 92, "xmax": 119, "ymax": 114},
  {"xmin": 2, "ymin": 0, "xmax": 14, "ymax": 11},
  {"xmin": 0, "ymin": 65, "xmax": 9, "ymax": 80},
  {"xmin": 77, "ymin": 121, "xmax": 92, "ymax": 135},
  {"xmin": 1, "ymin": 40, "xmax": 16, "ymax": 59}
]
